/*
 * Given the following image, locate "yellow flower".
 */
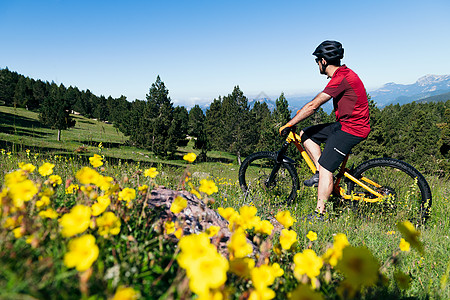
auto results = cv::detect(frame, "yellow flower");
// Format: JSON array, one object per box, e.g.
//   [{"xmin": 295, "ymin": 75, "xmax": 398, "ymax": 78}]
[
  {"xmin": 322, "ymin": 233, "xmax": 350, "ymax": 266},
  {"xmin": 275, "ymin": 210, "xmax": 295, "ymax": 228},
  {"xmin": 76, "ymin": 167, "xmax": 101, "ymax": 185},
  {"xmin": 89, "ymin": 154, "xmax": 103, "ymax": 168},
  {"xmin": 13, "ymin": 227, "xmax": 24, "ymax": 238},
  {"xmin": 91, "ymin": 195, "xmax": 111, "ymax": 216},
  {"xmin": 255, "ymin": 220, "xmax": 274, "ymax": 235},
  {"xmin": 289, "ymin": 284, "xmax": 324, "ymax": 300},
  {"xmin": 177, "ymin": 233, "xmax": 228, "ymax": 297},
  {"xmin": 112, "ymin": 286, "xmax": 140, "ymax": 300},
  {"xmin": 293, "ymin": 249, "xmax": 323, "ymax": 286},
  {"xmin": 238, "ymin": 205, "xmax": 260, "ymax": 230},
  {"xmin": 96, "ymin": 175, "xmax": 114, "ymax": 191},
  {"xmin": 170, "ymin": 196, "xmax": 188, "ymax": 214},
  {"xmin": 397, "ymin": 221, "xmax": 423, "ymax": 254},
  {"xmin": 46, "ymin": 175, "xmax": 62, "ymax": 186},
  {"xmin": 228, "ymin": 228, "xmax": 253, "ymax": 258},
  {"xmin": 65, "ymin": 184, "xmax": 79, "ymax": 194},
  {"xmin": 144, "ymin": 167, "xmax": 159, "ymax": 178},
  {"xmin": 187, "ymin": 251, "xmax": 229, "ymax": 296},
  {"xmin": 205, "ymin": 225, "xmax": 220, "ymax": 237},
  {"xmin": 199, "ymin": 179, "xmax": 218, "ymax": 195},
  {"xmin": 39, "ymin": 208, "xmax": 59, "ymax": 219},
  {"xmin": 18, "ymin": 162, "xmax": 36, "ymax": 173},
  {"xmin": 336, "ymin": 246, "xmax": 380, "ymax": 287},
  {"xmin": 59, "ymin": 205, "xmax": 92, "ymax": 237},
  {"xmin": 63, "ymin": 234, "xmax": 99, "ymax": 272},
  {"xmin": 399, "ymin": 238, "xmax": 410, "ymax": 252},
  {"xmin": 38, "ymin": 162, "xmax": 55, "ymax": 176},
  {"xmin": 251, "ymin": 264, "xmax": 282, "ymax": 292},
  {"xmin": 177, "ymin": 233, "xmax": 217, "ymax": 268},
  {"xmin": 138, "ymin": 184, "xmax": 148, "ymax": 192},
  {"xmin": 218, "ymin": 207, "xmax": 238, "ymax": 221},
  {"xmin": 229, "ymin": 257, "xmax": 255, "ymax": 278},
  {"xmin": 4, "ymin": 170, "xmax": 27, "ymax": 185},
  {"xmin": 96, "ymin": 212, "xmax": 121, "ymax": 237},
  {"xmin": 183, "ymin": 152, "xmax": 197, "ymax": 163},
  {"xmin": 306, "ymin": 231, "xmax": 317, "ymax": 242},
  {"xmin": 174, "ymin": 227, "xmax": 183, "ymax": 239},
  {"xmin": 2, "ymin": 216, "xmax": 23, "ymax": 229},
  {"xmin": 387, "ymin": 230, "xmax": 396, "ymax": 235},
  {"xmin": 118, "ymin": 188, "xmax": 136, "ymax": 203},
  {"xmin": 165, "ymin": 221, "xmax": 175, "ymax": 234},
  {"xmin": 8, "ymin": 178, "xmax": 38, "ymax": 207},
  {"xmin": 249, "ymin": 287, "xmax": 275, "ymax": 300},
  {"xmin": 280, "ymin": 229, "xmax": 297, "ymax": 250}
]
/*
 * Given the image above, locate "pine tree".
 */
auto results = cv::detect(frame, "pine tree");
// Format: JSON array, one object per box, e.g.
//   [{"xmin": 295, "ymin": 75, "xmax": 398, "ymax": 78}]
[
  {"xmin": 189, "ymin": 105, "xmax": 209, "ymax": 160},
  {"xmin": 39, "ymin": 84, "xmax": 76, "ymax": 141}
]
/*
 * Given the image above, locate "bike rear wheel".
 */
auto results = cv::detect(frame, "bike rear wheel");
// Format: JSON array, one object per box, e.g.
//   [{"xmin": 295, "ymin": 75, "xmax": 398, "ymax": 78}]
[
  {"xmin": 347, "ymin": 158, "xmax": 432, "ymax": 223},
  {"xmin": 239, "ymin": 151, "xmax": 299, "ymax": 205}
]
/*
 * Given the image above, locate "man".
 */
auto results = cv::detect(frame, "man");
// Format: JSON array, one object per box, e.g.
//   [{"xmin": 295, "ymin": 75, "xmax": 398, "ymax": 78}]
[{"xmin": 279, "ymin": 40, "xmax": 370, "ymax": 219}]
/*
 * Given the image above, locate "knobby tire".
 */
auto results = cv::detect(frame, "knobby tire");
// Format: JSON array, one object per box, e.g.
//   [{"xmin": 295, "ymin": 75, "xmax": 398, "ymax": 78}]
[{"xmin": 238, "ymin": 151, "xmax": 299, "ymax": 205}]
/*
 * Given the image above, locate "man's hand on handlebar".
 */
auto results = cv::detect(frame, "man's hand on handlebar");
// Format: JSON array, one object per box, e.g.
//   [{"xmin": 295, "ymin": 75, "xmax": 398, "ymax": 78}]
[{"xmin": 279, "ymin": 123, "xmax": 295, "ymax": 137}]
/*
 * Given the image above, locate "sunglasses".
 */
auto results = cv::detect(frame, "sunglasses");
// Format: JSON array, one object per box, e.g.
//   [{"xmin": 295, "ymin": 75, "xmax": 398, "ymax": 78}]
[{"xmin": 315, "ymin": 58, "xmax": 321, "ymax": 64}]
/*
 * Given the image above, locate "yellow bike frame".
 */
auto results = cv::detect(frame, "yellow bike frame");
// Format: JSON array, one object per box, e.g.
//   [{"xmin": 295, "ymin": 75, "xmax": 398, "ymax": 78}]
[{"xmin": 286, "ymin": 131, "xmax": 385, "ymax": 203}]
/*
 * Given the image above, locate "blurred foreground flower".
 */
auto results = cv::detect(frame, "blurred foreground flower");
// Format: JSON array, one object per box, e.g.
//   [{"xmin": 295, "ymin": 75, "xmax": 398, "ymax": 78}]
[
  {"xmin": 38, "ymin": 162, "xmax": 55, "ymax": 176},
  {"xmin": 228, "ymin": 229, "xmax": 253, "ymax": 258},
  {"xmin": 280, "ymin": 229, "xmax": 297, "ymax": 250},
  {"xmin": 92, "ymin": 195, "xmax": 111, "ymax": 216},
  {"xmin": 322, "ymin": 233, "xmax": 349, "ymax": 266},
  {"xmin": 183, "ymin": 152, "xmax": 197, "ymax": 163},
  {"xmin": 64, "ymin": 234, "xmax": 99, "ymax": 272},
  {"xmin": 96, "ymin": 212, "xmax": 121, "ymax": 237},
  {"xmin": 275, "ymin": 210, "xmax": 295, "ymax": 228},
  {"xmin": 59, "ymin": 205, "xmax": 92, "ymax": 237},
  {"xmin": 18, "ymin": 162, "xmax": 36, "ymax": 173},
  {"xmin": 289, "ymin": 284, "xmax": 324, "ymax": 300},
  {"xmin": 294, "ymin": 249, "xmax": 323, "ymax": 288},
  {"xmin": 170, "ymin": 195, "xmax": 187, "ymax": 214},
  {"xmin": 336, "ymin": 246, "xmax": 379, "ymax": 287},
  {"xmin": 118, "ymin": 188, "xmax": 136, "ymax": 204},
  {"xmin": 177, "ymin": 233, "xmax": 228, "ymax": 297},
  {"xmin": 111, "ymin": 286, "xmax": 140, "ymax": 300},
  {"xmin": 397, "ymin": 221, "xmax": 423, "ymax": 254}
]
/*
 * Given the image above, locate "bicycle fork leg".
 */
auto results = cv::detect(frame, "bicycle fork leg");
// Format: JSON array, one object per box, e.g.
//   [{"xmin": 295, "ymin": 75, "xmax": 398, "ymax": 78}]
[
  {"xmin": 265, "ymin": 141, "xmax": 290, "ymax": 188},
  {"xmin": 265, "ymin": 163, "xmax": 282, "ymax": 188}
]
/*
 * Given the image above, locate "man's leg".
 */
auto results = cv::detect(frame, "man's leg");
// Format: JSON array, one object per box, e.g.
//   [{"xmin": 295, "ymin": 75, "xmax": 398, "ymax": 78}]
[
  {"xmin": 302, "ymin": 137, "xmax": 322, "ymax": 170},
  {"xmin": 316, "ymin": 164, "xmax": 333, "ymax": 214}
]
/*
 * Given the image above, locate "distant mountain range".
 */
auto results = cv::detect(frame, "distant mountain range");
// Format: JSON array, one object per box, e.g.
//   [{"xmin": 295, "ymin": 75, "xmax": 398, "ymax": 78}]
[
  {"xmin": 248, "ymin": 74, "xmax": 450, "ymax": 114},
  {"xmin": 369, "ymin": 74, "xmax": 450, "ymax": 107}
]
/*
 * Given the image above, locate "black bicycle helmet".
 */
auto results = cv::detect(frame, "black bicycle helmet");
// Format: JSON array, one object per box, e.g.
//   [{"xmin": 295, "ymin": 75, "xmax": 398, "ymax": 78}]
[{"xmin": 313, "ymin": 40, "xmax": 344, "ymax": 61}]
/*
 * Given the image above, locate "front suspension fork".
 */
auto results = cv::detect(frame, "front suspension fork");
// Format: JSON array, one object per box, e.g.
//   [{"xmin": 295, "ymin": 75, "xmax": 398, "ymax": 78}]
[{"xmin": 265, "ymin": 141, "xmax": 290, "ymax": 188}]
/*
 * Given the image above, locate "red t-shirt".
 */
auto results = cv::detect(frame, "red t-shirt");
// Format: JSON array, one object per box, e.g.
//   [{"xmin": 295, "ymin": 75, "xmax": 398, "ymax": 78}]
[{"xmin": 322, "ymin": 65, "xmax": 371, "ymax": 138}]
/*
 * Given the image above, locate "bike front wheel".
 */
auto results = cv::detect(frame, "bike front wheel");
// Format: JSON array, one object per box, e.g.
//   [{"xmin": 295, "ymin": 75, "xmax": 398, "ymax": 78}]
[
  {"xmin": 238, "ymin": 151, "xmax": 299, "ymax": 205},
  {"xmin": 347, "ymin": 158, "xmax": 432, "ymax": 223}
]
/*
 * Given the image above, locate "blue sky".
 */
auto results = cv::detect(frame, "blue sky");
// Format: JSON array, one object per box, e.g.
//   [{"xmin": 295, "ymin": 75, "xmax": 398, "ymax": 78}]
[{"xmin": 1, "ymin": 0, "xmax": 449, "ymax": 107}]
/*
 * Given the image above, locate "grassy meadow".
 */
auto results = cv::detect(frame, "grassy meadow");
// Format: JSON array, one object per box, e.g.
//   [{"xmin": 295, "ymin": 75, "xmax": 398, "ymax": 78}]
[{"xmin": 1, "ymin": 106, "xmax": 450, "ymax": 299}]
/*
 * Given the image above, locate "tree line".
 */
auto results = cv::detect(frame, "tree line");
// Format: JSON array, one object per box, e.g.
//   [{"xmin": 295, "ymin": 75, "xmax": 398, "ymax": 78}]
[{"xmin": 1, "ymin": 67, "xmax": 449, "ymax": 175}]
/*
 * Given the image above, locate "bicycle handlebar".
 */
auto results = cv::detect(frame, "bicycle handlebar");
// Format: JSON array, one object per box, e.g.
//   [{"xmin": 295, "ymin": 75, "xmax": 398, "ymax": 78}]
[{"xmin": 280, "ymin": 125, "xmax": 296, "ymax": 138}]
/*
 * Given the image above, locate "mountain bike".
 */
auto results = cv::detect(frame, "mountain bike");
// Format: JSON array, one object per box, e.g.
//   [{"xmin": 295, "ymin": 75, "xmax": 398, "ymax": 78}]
[{"xmin": 238, "ymin": 127, "xmax": 432, "ymax": 223}]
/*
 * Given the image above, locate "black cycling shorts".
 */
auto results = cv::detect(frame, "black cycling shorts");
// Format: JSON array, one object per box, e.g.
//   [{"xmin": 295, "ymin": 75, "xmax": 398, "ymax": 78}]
[{"xmin": 301, "ymin": 122, "xmax": 365, "ymax": 172}]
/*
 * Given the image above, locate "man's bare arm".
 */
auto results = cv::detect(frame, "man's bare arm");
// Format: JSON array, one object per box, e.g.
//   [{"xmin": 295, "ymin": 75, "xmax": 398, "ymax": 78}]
[{"xmin": 288, "ymin": 92, "xmax": 332, "ymax": 126}]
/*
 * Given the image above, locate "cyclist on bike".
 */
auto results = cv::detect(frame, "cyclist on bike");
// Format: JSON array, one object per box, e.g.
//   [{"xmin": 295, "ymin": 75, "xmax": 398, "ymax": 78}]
[{"xmin": 279, "ymin": 40, "xmax": 370, "ymax": 219}]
